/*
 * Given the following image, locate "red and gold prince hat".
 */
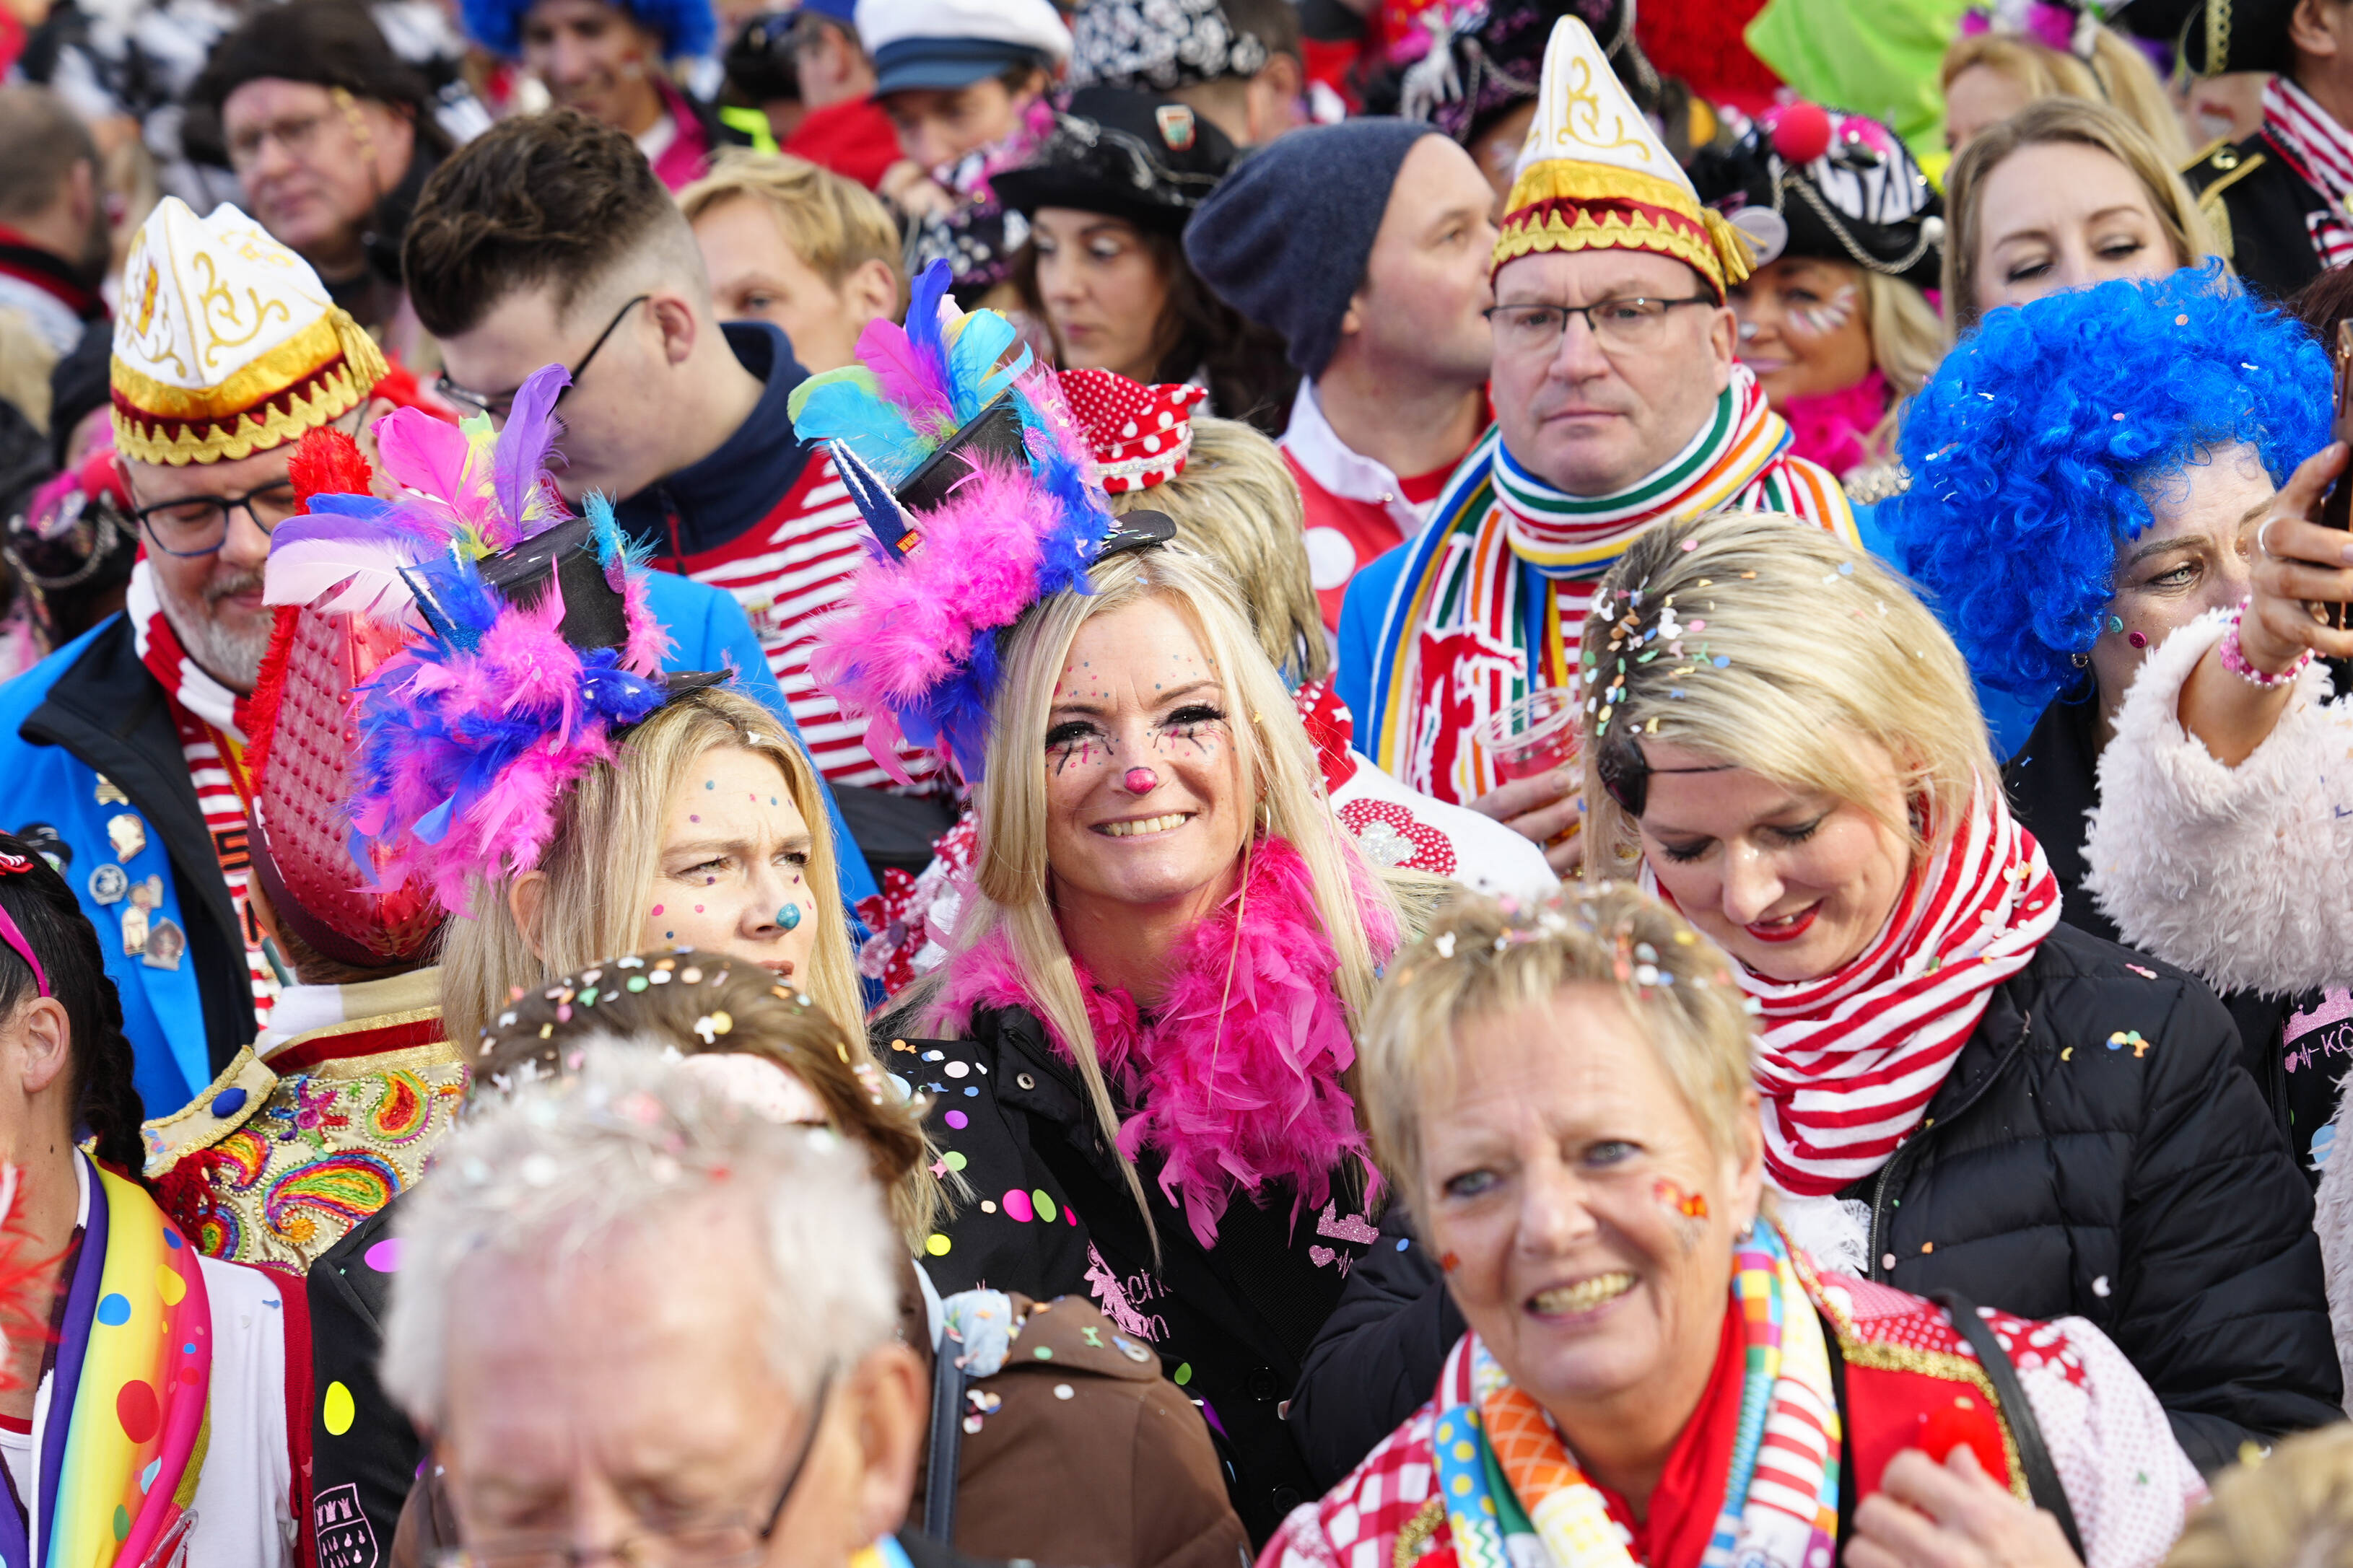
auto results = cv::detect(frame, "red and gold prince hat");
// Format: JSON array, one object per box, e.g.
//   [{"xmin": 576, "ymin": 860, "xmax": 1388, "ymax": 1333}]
[
  {"xmin": 1494, "ymin": 16, "xmax": 1754, "ymax": 299},
  {"xmin": 110, "ymin": 198, "xmax": 388, "ymax": 467}
]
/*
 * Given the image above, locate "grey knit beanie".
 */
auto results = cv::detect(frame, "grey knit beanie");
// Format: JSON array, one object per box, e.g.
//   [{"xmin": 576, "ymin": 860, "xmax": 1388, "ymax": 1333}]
[{"xmin": 1182, "ymin": 117, "xmax": 1441, "ymax": 380}]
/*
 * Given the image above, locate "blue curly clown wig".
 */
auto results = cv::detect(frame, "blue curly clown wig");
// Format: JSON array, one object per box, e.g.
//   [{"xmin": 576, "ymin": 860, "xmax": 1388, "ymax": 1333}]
[
  {"xmin": 1882, "ymin": 264, "xmax": 2328, "ymax": 698},
  {"xmin": 463, "ymin": 0, "xmax": 712, "ymax": 61}
]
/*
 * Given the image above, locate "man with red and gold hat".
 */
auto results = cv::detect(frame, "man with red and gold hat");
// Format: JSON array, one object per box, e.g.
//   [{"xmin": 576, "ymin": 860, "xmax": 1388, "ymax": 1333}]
[
  {"xmin": 1336, "ymin": 16, "xmax": 1856, "ymax": 870},
  {"xmin": 0, "ymin": 198, "xmax": 399, "ymax": 1116}
]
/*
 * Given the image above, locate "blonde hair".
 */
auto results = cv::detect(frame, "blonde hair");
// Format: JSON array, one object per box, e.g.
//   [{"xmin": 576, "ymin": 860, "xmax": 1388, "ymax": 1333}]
[
  {"xmin": 919, "ymin": 546, "xmax": 1405, "ymax": 1236},
  {"xmin": 1855, "ymin": 271, "xmax": 1944, "ymax": 466},
  {"xmin": 1942, "ymin": 97, "xmax": 2221, "ymax": 333},
  {"xmin": 1360, "ymin": 883, "xmax": 1754, "ymax": 1207},
  {"xmin": 1940, "ymin": 25, "xmax": 2188, "ymax": 166},
  {"xmin": 1106, "ymin": 413, "xmax": 1330, "ymax": 685},
  {"xmin": 2163, "ymin": 1425, "xmax": 2353, "ymax": 1568},
  {"xmin": 1576, "ymin": 511, "xmax": 1994, "ymax": 872},
  {"xmin": 1865, "ymin": 271, "xmax": 1942, "ymax": 401},
  {"xmin": 2165, "ymin": 1429, "xmax": 2353, "ymax": 1568},
  {"xmin": 441, "ymin": 686, "xmax": 861, "ymax": 1048},
  {"xmin": 677, "ymin": 149, "xmax": 904, "ymax": 294}
]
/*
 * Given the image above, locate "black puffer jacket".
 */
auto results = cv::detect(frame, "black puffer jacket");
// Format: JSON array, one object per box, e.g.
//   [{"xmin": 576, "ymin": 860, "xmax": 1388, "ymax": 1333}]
[{"xmin": 1288, "ymin": 921, "xmax": 2341, "ymax": 1487}]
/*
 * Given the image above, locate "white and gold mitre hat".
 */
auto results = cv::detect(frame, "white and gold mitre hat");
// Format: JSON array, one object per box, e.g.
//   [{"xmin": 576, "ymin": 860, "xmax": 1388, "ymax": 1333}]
[
  {"xmin": 111, "ymin": 198, "xmax": 388, "ymax": 467},
  {"xmin": 1493, "ymin": 16, "xmax": 1754, "ymax": 297}
]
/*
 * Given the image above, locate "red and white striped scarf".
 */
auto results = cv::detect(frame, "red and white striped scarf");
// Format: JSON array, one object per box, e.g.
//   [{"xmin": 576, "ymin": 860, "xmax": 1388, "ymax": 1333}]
[
  {"xmin": 1662, "ymin": 780, "xmax": 2059, "ymax": 1197},
  {"xmin": 2261, "ymin": 76, "xmax": 2353, "ymax": 271},
  {"xmin": 126, "ymin": 561, "xmax": 277, "ymax": 1022}
]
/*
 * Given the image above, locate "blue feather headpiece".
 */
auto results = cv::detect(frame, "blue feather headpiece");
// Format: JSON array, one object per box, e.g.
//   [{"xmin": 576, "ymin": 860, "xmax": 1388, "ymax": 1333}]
[{"xmin": 792, "ymin": 259, "xmax": 1149, "ymax": 783}]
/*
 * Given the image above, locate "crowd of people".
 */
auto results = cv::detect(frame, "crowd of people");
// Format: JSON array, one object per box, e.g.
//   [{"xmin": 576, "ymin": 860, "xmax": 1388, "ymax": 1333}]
[{"xmin": 7, "ymin": 0, "xmax": 2353, "ymax": 1564}]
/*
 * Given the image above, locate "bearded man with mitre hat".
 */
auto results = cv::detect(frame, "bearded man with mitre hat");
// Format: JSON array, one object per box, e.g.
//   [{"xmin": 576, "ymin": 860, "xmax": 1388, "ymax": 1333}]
[{"xmin": 0, "ymin": 198, "xmax": 859, "ymax": 1112}]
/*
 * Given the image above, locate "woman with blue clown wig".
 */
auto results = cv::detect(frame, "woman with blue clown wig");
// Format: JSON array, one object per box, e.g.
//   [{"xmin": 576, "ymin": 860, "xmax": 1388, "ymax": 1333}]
[
  {"xmin": 1882, "ymin": 264, "xmax": 2339, "ymax": 1146},
  {"xmin": 1884, "ymin": 266, "xmax": 2324, "ymax": 870},
  {"xmin": 459, "ymin": 0, "xmax": 729, "ymax": 191}
]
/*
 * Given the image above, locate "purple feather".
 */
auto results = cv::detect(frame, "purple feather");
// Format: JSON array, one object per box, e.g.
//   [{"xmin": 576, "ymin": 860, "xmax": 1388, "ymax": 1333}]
[{"xmin": 495, "ymin": 364, "xmax": 571, "ymax": 527}]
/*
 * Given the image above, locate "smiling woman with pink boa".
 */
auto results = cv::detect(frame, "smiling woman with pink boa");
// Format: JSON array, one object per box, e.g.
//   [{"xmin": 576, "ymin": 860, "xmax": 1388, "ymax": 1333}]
[{"xmin": 792, "ymin": 263, "xmax": 1437, "ymax": 1546}]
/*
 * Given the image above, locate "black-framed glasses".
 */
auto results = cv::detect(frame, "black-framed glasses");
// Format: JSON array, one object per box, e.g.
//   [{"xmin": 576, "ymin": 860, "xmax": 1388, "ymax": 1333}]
[
  {"xmin": 132, "ymin": 481, "xmax": 302, "ymax": 557},
  {"xmin": 1484, "ymin": 294, "xmax": 1717, "ymax": 355},
  {"xmin": 434, "ymin": 1363, "xmax": 835, "ymax": 1568},
  {"xmin": 435, "ymin": 294, "xmax": 652, "ymax": 421}
]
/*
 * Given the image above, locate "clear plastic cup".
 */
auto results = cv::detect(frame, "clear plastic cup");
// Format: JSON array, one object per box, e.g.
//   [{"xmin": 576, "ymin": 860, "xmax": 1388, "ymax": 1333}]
[{"xmin": 1474, "ymin": 688, "xmax": 1583, "ymax": 786}]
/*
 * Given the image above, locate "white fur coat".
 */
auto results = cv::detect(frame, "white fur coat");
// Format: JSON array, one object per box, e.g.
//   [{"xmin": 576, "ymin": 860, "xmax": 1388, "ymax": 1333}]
[{"xmin": 2082, "ymin": 609, "xmax": 2353, "ymax": 1408}]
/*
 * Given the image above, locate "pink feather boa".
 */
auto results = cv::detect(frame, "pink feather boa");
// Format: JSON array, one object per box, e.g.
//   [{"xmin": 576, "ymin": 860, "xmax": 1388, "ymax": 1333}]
[
  {"xmin": 1778, "ymin": 369, "xmax": 1893, "ymax": 479},
  {"xmin": 942, "ymin": 835, "xmax": 1397, "ymax": 1248}
]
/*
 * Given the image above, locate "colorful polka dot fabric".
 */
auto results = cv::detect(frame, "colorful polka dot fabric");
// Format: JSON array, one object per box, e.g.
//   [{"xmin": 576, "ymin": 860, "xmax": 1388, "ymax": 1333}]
[{"xmin": 7, "ymin": 1155, "xmax": 214, "ymax": 1568}]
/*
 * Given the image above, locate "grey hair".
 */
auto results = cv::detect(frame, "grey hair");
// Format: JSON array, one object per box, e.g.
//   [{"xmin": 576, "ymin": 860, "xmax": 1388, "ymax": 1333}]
[{"xmin": 379, "ymin": 1041, "xmax": 901, "ymax": 1430}]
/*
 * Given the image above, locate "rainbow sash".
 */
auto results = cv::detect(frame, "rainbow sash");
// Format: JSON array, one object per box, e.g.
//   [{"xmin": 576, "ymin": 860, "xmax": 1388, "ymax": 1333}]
[
  {"xmin": 0, "ymin": 1153, "xmax": 211, "ymax": 1568},
  {"xmin": 1433, "ymin": 1225, "xmax": 1840, "ymax": 1568},
  {"xmin": 1359, "ymin": 371, "xmax": 1855, "ymax": 802}
]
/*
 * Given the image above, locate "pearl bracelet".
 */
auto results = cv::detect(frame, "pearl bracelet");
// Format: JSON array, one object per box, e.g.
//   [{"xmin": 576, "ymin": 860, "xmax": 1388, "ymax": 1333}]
[{"xmin": 2218, "ymin": 604, "xmax": 2313, "ymax": 688}]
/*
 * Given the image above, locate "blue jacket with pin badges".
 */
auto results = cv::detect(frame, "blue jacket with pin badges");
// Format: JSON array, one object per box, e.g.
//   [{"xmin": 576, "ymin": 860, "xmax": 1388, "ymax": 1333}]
[{"xmin": 0, "ymin": 577, "xmax": 878, "ymax": 1113}]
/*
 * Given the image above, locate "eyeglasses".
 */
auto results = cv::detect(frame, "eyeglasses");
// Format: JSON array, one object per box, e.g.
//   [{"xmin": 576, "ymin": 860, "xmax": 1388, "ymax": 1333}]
[
  {"xmin": 227, "ymin": 86, "xmax": 367, "ymax": 172},
  {"xmin": 1484, "ymin": 294, "xmax": 1718, "ymax": 355},
  {"xmin": 433, "ymin": 1365, "xmax": 834, "ymax": 1568},
  {"xmin": 132, "ymin": 481, "xmax": 302, "ymax": 558},
  {"xmin": 436, "ymin": 295, "xmax": 653, "ymax": 421}
]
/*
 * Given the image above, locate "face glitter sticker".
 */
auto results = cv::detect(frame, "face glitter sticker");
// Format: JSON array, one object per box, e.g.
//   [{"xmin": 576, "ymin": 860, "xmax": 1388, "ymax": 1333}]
[
  {"xmin": 778, "ymin": 903, "xmax": 801, "ymax": 932},
  {"xmin": 1787, "ymin": 284, "xmax": 1858, "ymax": 338},
  {"xmin": 1654, "ymin": 1178, "xmax": 1709, "ymax": 1251},
  {"xmin": 1438, "ymin": 1251, "xmax": 1460, "ymax": 1273}
]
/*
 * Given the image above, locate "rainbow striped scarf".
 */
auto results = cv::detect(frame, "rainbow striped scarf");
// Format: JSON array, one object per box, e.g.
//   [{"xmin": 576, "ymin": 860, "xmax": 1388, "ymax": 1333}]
[
  {"xmin": 0, "ymin": 1153, "xmax": 212, "ymax": 1568},
  {"xmin": 1434, "ymin": 1225, "xmax": 1840, "ymax": 1568},
  {"xmin": 1361, "ymin": 366, "xmax": 1855, "ymax": 802}
]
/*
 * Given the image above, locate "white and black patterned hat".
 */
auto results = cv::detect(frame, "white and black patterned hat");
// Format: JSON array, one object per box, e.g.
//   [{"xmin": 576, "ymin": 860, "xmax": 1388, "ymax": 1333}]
[
  {"xmin": 1068, "ymin": 0, "xmax": 1272, "ymax": 92},
  {"xmin": 1688, "ymin": 105, "xmax": 1944, "ymax": 288}
]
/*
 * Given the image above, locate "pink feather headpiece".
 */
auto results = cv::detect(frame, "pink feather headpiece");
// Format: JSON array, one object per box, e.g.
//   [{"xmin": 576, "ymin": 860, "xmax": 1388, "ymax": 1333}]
[
  {"xmin": 261, "ymin": 364, "xmax": 718, "ymax": 912},
  {"xmin": 790, "ymin": 259, "xmax": 1170, "ymax": 784}
]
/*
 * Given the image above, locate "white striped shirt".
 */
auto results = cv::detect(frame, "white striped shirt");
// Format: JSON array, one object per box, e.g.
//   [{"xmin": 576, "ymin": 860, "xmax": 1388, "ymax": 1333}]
[
  {"xmin": 671, "ymin": 450, "xmax": 942, "ymax": 791},
  {"xmin": 2262, "ymin": 76, "xmax": 2353, "ymax": 271}
]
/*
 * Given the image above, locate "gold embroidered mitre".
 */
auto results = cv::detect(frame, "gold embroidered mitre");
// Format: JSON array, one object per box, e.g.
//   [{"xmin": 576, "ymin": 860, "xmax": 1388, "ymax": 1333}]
[
  {"xmin": 1494, "ymin": 16, "xmax": 1755, "ymax": 297},
  {"xmin": 111, "ymin": 198, "xmax": 388, "ymax": 466}
]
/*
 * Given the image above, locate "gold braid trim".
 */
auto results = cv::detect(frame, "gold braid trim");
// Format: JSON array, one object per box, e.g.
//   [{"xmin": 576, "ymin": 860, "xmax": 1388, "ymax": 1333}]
[
  {"xmin": 113, "ymin": 364, "xmax": 370, "ymax": 467},
  {"xmin": 173, "ymin": 1401, "xmax": 212, "ymax": 1510},
  {"xmin": 1796, "ymin": 1249, "xmax": 2032, "ymax": 1505},
  {"xmin": 1496, "ymin": 161, "xmax": 1754, "ymax": 293},
  {"xmin": 111, "ymin": 307, "xmax": 387, "ymax": 465},
  {"xmin": 1393, "ymin": 1497, "xmax": 1446, "ymax": 1568},
  {"xmin": 1494, "ymin": 204, "xmax": 1732, "ymax": 296}
]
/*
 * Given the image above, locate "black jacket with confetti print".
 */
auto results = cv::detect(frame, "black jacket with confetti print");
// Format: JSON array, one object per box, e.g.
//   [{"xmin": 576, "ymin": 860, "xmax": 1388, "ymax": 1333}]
[{"xmin": 902, "ymin": 1004, "xmax": 1379, "ymax": 1548}]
